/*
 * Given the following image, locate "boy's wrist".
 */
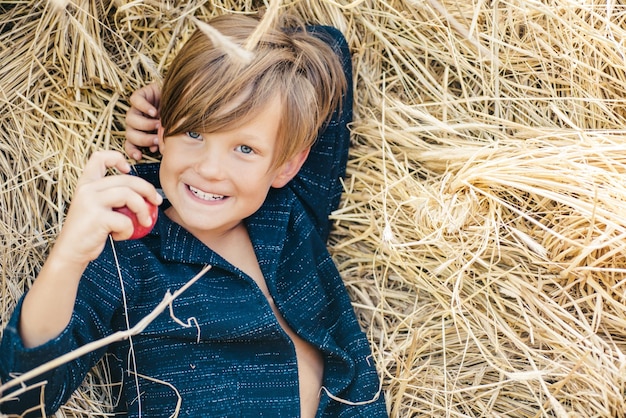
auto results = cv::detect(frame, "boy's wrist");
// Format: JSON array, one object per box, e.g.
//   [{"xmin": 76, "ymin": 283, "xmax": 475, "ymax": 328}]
[{"xmin": 46, "ymin": 237, "xmax": 93, "ymax": 273}]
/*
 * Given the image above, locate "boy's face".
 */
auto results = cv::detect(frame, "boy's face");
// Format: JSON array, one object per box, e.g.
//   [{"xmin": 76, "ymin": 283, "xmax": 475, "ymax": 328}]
[{"xmin": 157, "ymin": 94, "xmax": 307, "ymax": 241}]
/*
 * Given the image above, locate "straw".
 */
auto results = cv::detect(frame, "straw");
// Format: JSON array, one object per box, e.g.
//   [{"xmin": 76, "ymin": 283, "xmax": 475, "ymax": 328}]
[
  {"xmin": 3, "ymin": 0, "xmax": 626, "ymax": 417},
  {"xmin": 191, "ymin": 16, "xmax": 255, "ymax": 65}
]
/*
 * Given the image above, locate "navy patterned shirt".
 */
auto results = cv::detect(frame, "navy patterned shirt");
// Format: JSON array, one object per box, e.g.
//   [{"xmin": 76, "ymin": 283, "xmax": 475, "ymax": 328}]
[{"xmin": 0, "ymin": 26, "xmax": 387, "ymax": 417}]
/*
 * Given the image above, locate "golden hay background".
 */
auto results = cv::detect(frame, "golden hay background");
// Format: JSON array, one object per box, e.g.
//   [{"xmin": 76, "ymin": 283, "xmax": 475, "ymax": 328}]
[{"xmin": 3, "ymin": 0, "xmax": 626, "ymax": 416}]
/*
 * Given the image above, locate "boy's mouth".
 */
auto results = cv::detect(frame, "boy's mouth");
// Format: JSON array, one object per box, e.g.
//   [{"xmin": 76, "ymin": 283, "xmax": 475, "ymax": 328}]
[{"xmin": 188, "ymin": 185, "xmax": 226, "ymax": 201}]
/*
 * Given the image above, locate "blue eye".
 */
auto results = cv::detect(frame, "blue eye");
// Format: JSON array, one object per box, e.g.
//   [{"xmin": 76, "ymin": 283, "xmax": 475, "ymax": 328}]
[
  {"xmin": 186, "ymin": 131, "xmax": 202, "ymax": 140},
  {"xmin": 237, "ymin": 145, "xmax": 253, "ymax": 154}
]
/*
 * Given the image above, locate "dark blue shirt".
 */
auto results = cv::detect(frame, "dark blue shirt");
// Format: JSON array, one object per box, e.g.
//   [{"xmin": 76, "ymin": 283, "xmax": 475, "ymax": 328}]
[{"xmin": 0, "ymin": 26, "xmax": 387, "ymax": 417}]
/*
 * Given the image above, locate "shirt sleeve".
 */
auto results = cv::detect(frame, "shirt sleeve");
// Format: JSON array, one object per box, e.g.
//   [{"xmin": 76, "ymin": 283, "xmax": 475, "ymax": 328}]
[
  {"xmin": 0, "ymin": 241, "xmax": 138, "ymax": 416},
  {"xmin": 0, "ymin": 299, "xmax": 107, "ymax": 416},
  {"xmin": 287, "ymin": 25, "xmax": 354, "ymax": 243}
]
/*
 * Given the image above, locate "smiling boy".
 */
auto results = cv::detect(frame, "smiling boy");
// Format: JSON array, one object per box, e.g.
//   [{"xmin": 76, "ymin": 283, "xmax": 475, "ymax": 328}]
[
  {"xmin": 0, "ymin": 13, "xmax": 387, "ymax": 417},
  {"xmin": 158, "ymin": 92, "xmax": 325, "ymax": 416}
]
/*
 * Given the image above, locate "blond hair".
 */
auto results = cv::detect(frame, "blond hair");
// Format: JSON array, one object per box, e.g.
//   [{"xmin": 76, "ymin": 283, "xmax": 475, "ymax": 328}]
[{"xmin": 160, "ymin": 14, "xmax": 347, "ymax": 169}]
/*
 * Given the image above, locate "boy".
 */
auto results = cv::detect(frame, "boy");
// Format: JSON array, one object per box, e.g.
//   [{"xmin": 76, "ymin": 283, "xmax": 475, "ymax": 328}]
[{"xmin": 0, "ymin": 14, "xmax": 387, "ymax": 417}]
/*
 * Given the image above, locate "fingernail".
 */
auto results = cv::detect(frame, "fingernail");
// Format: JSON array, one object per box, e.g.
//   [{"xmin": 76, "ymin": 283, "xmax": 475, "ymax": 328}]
[
  {"xmin": 149, "ymin": 108, "xmax": 157, "ymax": 117},
  {"xmin": 153, "ymin": 137, "xmax": 159, "ymax": 145}
]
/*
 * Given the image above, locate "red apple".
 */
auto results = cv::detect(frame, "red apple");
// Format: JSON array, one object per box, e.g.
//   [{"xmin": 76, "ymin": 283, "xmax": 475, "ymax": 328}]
[{"xmin": 113, "ymin": 199, "xmax": 158, "ymax": 240}]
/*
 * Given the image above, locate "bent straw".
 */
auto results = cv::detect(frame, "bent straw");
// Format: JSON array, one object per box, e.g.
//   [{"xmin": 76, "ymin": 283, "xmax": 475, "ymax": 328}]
[
  {"xmin": 0, "ymin": 265, "xmax": 211, "ymax": 400},
  {"xmin": 191, "ymin": 17, "xmax": 254, "ymax": 65}
]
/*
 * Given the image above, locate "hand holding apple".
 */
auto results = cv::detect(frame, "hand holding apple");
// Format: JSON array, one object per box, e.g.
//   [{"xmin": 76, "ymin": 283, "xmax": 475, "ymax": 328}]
[{"xmin": 113, "ymin": 199, "xmax": 158, "ymax": 240}]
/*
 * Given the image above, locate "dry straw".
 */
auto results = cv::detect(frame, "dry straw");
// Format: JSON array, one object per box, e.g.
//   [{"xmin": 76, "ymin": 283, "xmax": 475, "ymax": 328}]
[{"xmin": 2, "ymin": 0, "xmax": 626, "ymax": 416}]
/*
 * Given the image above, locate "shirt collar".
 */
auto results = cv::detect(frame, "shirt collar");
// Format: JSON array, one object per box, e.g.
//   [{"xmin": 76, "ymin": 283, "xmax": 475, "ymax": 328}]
[{"xmin": 245, "ymin": 187, "xmax": 292, "ymax": 280}]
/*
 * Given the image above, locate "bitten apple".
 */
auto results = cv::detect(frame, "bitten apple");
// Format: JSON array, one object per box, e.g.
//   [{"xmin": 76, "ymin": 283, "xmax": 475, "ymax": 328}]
[{"xmin": 113, "ymin": 199, "xmax": 158, "ymax": 239}]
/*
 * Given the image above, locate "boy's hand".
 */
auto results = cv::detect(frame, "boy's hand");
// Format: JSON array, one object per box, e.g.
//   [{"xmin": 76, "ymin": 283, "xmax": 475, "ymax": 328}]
[
  {"xmin": 124, "ymin": 83, "xmax": 162, "ymax": 160},
  {"xmin": 53, "ymin": 150, "xmax": 162, "ymax": 266},
  {"xmin": 18, "ymin": 150, "xmax": 162, "ymax": 348}
]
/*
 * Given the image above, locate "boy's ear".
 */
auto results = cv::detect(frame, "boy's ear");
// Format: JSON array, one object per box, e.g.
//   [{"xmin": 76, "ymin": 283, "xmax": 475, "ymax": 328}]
[
  {"xmin": 157, "ymin": 126, "xmax": 165, "ymax": 152},
  {"xmin": 271, "ymin": 147, "xmax": 311, "ymax": 188}
]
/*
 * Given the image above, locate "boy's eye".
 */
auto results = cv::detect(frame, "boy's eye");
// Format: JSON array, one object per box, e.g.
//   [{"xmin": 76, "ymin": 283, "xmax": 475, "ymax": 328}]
[
  {"xmin": 236, "ymin": 145, "xmax": 253, "ymax": 154},
  {"xmin": 186, "ymin": 131, "xmax": 202, "ymax": 140}
]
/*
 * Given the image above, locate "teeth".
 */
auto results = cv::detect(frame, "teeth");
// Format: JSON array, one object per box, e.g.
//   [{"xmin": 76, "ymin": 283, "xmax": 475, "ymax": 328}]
[{"xmin": 189, "ymin": 185, "xmax": 225, "ymax": 201}]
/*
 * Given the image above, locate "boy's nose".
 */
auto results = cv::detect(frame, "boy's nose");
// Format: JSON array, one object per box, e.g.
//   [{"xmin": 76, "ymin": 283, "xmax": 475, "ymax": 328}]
[{"xmin": 194, "ymin": 149, "xmax": 226, "ymax": 180}]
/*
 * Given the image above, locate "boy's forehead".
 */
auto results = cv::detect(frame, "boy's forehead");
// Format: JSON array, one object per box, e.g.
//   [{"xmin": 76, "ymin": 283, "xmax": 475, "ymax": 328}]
[
  {"xmin": 203, "ymin": 89, "xmax": 284, "ymax": 128},
  {"xmin": 214, "ymin": 85, "xmax": 254, "ymax": 118},
  {"xmin": 172, "ymin": 92, "xmax": 284, "ymax": 135}
]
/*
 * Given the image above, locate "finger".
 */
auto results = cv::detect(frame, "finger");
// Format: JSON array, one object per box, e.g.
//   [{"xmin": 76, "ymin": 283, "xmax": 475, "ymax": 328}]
[
  {"xmin": 124, "ymin": 140, "xmax": 144, "ymax": 162},
  {"xmin": 124, "ymin": 128, "xmax": 159, "ymax": 161},
  {"xmin": 53, "ymin": 211, "xmax": 131, "ymax": 262},
  {"xmin": 79, "ymin": 151, "xmax": 130, "ymax": 185},
  {"xmin": 125, "ymin": 107, "xmax": 160, "ymax": 133},
  {"xmin": 129, "ymin": 87, "xmax": 158, "ymax": 117},
  {"xmin": 109, "ymin": 213, "xmax": 135, "ymax": 241},
  {"xmin": 87, "ymin": 174, "xmax": 163, "ymax": 209},
  {"xmin": 124, "ymin": 109, "xmax": 160, "ymax": 160},
  {"xmin": 113, "ymin": 191, "xmax": 159, "ymax": 228},
  {"xmin": 129, "ymin": 83, "xmax": 161, "ymax": 117}
]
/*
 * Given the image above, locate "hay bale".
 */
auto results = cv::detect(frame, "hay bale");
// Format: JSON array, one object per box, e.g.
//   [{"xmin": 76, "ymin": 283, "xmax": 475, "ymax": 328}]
[{"xmin": 2, "ymin": 0, "xmax": 626, "ymax": 416}]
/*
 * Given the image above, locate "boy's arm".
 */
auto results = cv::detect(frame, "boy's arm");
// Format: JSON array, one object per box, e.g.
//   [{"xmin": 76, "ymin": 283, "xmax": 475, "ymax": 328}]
[
  {"xmin": 0, "ymin": 151, "xmax": 160, "ymax": 415},
  {"xmin": 288, "ymin": 26, "xmax": 354, "ymax": 242},
  {"xmin": 17, "ymin": 151, "xmax": 161, "ymax": 347},
  {"xmin": 0, "ymin": 244, "xmax": 140, "ymax": 416}
]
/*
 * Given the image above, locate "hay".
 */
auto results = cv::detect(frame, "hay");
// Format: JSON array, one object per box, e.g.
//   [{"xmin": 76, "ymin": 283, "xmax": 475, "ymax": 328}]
[{"xmin": 2, "ymin": 0, "xmax": 626, "ymax": 416}]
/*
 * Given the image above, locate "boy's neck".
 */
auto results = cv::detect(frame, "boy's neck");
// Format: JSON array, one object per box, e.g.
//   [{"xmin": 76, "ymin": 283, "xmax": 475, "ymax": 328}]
[
  {"xmin": 163, "ymin": 206, "xmax": 250, "ymax": 259},
  {"xmin": 201, "ymin": 221, "xmax": 251, "ymax": 266}
]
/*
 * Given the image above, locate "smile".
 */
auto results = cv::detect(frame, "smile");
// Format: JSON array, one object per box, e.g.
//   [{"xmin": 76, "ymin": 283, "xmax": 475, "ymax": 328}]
[{"xmin": 188, "ymin": 185, "xmax": 226, "ymax": 201}]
